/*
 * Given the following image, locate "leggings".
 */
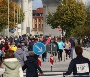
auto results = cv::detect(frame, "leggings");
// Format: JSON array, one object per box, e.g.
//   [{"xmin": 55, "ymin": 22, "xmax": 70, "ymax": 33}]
[{"xmin": 58, "ymin": 49, "xmax": 63, "ymax": 61}]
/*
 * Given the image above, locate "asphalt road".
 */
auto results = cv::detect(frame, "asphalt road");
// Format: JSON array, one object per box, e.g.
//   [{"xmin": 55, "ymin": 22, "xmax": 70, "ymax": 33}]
[{"xmin": 23, "ymin": 47, "xmax": 90, "ymax": 77}]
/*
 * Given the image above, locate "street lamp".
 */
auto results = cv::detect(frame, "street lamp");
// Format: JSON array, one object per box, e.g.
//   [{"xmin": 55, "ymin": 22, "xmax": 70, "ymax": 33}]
[{"xmin": 8, "ymin": 0, "xmax": 9, "ymax": 37}]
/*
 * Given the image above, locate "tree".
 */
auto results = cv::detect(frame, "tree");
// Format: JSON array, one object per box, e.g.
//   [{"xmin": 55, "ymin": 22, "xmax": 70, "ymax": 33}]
[
  {"xmin": 85, "ymin": 2, "xmax": 90, "ymax": 26},
  {"xmin": 46, "ymin": 0, "xmax": 87, "ymax": 37},
  {"xmin": 46, "ymin": 12, "xmax": 59, "ymax": 29},
  {"xmin": 70, "ymin": 3, "xmax": 90, "ymax": 38},
  {"xmin": 71, "ymin": 25, "xmax": 90, "ymax": 38},
  {"xmin": 0, "ymin": 0, "xmax": 24, "ymax": 31}
]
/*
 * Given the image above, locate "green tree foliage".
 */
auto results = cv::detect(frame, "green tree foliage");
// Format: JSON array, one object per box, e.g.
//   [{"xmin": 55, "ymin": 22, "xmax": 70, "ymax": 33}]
[
  {"xmin": 46, "ymin": 0, "xmax": 87, "ymax": 37},
  {"xmin": 72, "ymin": 3, "xmax": 90, "ymax": 38},
  {"xmin": 71, "ymin": 25, "xmax": 90, "ymax": 38},
  {"xmin": 46, "ymin": 12, "xmax": 59, "ymax": 29},
  {"xmin": 0, "ymin": 0, "xmax": 24, "ymax": 31},
  {"xmin": 85, "ymin": 3, "xmax": 90, "ymax": 26},
  {"xmin": 54, "ymin": 0, "xmax": 87, "ymax": 36}
]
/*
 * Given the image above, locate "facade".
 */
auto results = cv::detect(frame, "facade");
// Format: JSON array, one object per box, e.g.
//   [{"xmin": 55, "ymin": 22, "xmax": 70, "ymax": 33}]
[
  {"xmin": 13, "ymin": 0, "xmax": 33, "ymax": 35},
  {"xmin": 42, "ymin": 0, "xmax": 62, "ymax": 36},
  {"xmin": 12, "ymin": 0, "xmax": 43, "ymax": 36},
  {"xmin": 32, "ymin": 8, "xmax": 43, "ymax": 35}
]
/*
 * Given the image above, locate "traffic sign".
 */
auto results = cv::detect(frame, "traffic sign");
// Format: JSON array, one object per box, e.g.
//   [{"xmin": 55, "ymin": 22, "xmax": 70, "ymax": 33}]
[
  {"xmin": 33, "ymin": 42, "xmax": 46, "ymax": 55},
  {"xmin": 58, "ymin": 28, "xmax": 62, "ymax": 32}
]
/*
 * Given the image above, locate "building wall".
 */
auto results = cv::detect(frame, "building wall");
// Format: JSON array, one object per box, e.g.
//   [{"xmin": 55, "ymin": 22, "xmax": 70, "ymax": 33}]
[
  {"xmin": 42, "ymin": 0, "xmax": 62, "ymax": 36},
  {"xmin": 32, "ymin": 8, "xmax": 43, "ymax": 35},
  {"xmin": 32, "ymin": 17, "xmax": 43, "ymax": 35},
  {"xmin": 13, "ymin": 0, "xmax": 33, "ymax": 36},
  {"xmin": 28, "ymin": 0, "xmax": 33, "ymax": 35}
]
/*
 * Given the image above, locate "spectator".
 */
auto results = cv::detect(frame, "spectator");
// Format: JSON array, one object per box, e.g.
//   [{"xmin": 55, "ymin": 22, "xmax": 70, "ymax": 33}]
[
  {"xmin": 77, "ymin": 38, "xmax": 80, "ymax": 45},
  {"xmin": 0, "ymin": 50, "xmax": 5, "ymax": 66},
  {"xmin": 0, "ymin": 41, "xmax": 5, "ymax": 51},
  {"xmin": 4, "ymin": 41, "xmax": 9, "ymax": 52},
  {"xmin": 14, "ymin": 36, "xmax": 19, "ymax": 46},
  {"xmin": 63, "ymin": 46, "xmax": 90, "ymax": 77},
  {"xmin": 69, "ymin": 37, "xmax": 75, "ymax": 59},
  {"xmin": 14, "ymin": 45, "xmax": 27, "ymax": 66},
  {"xmin": 28, "ymin": 38, "xmax": 34, "ymax": 51},
  {"xmin": 1, "ymin": 50, "xmax": 23, "ymax": 77},
  {"xmin": 22, "ymin": 42, "xmax": 29, "ymax": 57},
  {"xmin": 10, "ymin": 42, "xmax": 17, "ymax": 52}
]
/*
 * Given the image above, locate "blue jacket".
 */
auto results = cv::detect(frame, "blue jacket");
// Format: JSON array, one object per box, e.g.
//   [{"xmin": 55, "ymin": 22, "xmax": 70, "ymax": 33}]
[
  {"xmin": 22, "ymin": 57, "xmax": 43, "ymax": 77},
  {"xmin": 57, "ymin": 42, "xmax": 64, "ymax": 50},
  {"xmin": 63, "ymin": 55, "xmax": 90, "ymax": 77}
]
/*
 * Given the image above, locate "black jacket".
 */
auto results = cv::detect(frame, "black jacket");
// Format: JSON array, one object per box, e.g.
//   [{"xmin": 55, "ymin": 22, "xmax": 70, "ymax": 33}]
[
  {"xmin": 69, "ymin": 39, "xmax": 75, "ymax": 48},
  {"xmin": 28, "ymin": 41, "xmax": 34, "ymax": 51},
  {"xmin": 22, "ymin": 57, "xmax": 43, "ymax": 77},
  {"xmin": 63, "ymin": 55, "xmax": 90, "ymax": 77}
]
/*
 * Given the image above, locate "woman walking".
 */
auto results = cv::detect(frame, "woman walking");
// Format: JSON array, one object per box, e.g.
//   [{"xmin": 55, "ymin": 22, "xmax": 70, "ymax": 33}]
[
  {"xmin": 57, "ymin": 38, "xmax": 64, "ymax": 62},
  {"xmin": 1, "ymin": 50, "xmax": 23, "ymax": 77}
]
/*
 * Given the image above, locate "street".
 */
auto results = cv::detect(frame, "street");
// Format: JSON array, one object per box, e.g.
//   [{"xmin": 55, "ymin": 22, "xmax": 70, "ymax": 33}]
[{"xmin": 23, "ymin": 47, "xmax": 90, "ymax": 77}]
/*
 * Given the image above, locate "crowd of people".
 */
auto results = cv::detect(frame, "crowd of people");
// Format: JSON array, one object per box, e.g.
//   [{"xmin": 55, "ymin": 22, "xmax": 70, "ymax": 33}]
[
  {"xmin": 0, "ymin": 35, "xmax": 75, "ymax": 62},
  {"xmin": 0, "ymin": 35, "xmax": 90, "ymax": 77}
]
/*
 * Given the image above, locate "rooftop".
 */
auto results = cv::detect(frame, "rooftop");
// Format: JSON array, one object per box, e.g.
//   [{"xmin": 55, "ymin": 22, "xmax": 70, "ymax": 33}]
[{"xmin": 33, "ymin": 8, "xmax": 43, "ymax": 13}]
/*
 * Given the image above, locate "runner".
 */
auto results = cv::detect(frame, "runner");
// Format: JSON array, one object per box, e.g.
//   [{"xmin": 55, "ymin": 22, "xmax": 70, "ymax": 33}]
[{"xmin": 63, "ymin": 45, "xmax": 90, "ymax": 77}]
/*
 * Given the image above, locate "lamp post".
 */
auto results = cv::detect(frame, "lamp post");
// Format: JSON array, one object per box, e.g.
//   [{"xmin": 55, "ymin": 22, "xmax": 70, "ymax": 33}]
[{"xmin": 8, "ymin": 0, "xmax": 9, "ymax": 37}]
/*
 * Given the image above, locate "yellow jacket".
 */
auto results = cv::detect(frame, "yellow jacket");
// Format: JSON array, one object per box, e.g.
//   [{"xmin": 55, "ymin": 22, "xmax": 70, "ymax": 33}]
[{"xmin": 10, "ymin": 45, "xmax": 17, "ymax": 52}]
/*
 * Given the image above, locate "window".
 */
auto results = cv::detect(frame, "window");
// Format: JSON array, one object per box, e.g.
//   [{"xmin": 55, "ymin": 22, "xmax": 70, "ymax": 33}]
[
  {"xmin": 35, "ymin": 24, "xmax": 37, "ymax": 28},
  {"xmin": 39, "ymin": 19, "xmax": 41, "ymax": 22},
  {"xmin": 35, "ymin": 19, "xmax": 37, "ymax": 23},
  {"xmin": 38, "ymin": 24, "xmax": 41, "ymax": 28}
]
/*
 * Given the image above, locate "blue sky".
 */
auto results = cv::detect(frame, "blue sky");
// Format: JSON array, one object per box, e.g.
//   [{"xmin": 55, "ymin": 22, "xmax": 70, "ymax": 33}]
[
  {"xmin": 32, "ymin": 0, "xmax": 90, "ymax": 9},
  {"xmin": 32, "ymin": 0, "xmax": 43, "ymax": 9},
  {"xmin": 87, "ymin": 0, "xmax": 90, "ymax": 2}
]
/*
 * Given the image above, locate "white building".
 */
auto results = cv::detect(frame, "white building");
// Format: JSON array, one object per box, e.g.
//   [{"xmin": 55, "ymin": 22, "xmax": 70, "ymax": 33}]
[{"xmin": 13, "ymin": 0, "xmax": 33, "ymax": 36}]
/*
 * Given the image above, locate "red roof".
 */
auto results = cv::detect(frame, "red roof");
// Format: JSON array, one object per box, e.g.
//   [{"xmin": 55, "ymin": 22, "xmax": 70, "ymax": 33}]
[
  {"xmin": 33, "ymin": 8, "xmax": 43, "ymax": 13},
  {"xmin": 32, "ymin": 10, "xmax": 36, "ymax": 12}
]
